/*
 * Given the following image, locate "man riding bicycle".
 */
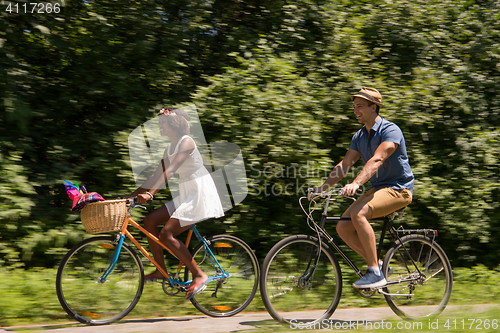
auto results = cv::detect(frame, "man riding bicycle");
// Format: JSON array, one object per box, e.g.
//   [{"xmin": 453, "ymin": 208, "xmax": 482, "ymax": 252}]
[{"xmin": 313, "ymin": 87, "xmax": 414, "ymax": 289}]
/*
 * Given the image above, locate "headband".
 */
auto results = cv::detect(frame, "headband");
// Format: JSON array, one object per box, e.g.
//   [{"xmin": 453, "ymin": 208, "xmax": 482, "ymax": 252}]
[{"xmin": 158, "ymin": 108, "xmax": 190, "ymax": 128}]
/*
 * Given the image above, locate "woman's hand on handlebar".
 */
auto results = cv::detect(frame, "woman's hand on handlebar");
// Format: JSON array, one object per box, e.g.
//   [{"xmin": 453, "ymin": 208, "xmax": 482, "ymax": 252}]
[{"xmin": 136, "ymin": 193, "xmax": 152, "ymax": 204}]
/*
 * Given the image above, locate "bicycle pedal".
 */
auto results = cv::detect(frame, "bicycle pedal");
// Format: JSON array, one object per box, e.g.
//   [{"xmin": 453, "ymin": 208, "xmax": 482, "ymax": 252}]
[
  {"xmin": 361, "ymin": 286, "xmax": 381, "ymax": 292},
  {"xmin": 358, "ymin": 288, "xmax": 377, "ymax": 298}
]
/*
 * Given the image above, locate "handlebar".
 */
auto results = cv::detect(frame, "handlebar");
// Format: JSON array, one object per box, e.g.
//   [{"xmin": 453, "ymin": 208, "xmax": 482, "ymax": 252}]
[
  {"xmin": 306, "ymin": 187, "xmax": 363, "ymax": 200},
  {"xmin": 302, "ymin": 187, "xmax": 362, "ymax": 219},
  {"xmin": 307, "ymin": 188, "xmax": 324, "ymax": 200},
  {"xmin": 307, "ymin": 187, "xmax": 343, "ymax": 200},
  {"xmin": 118, "ymin": 197, "xmax": 150, "ymax": 211}
]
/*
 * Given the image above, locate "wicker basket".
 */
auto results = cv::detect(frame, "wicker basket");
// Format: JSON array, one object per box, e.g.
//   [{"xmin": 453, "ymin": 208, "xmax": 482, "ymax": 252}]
[{"xmin": 81, "ymin": 199, "xmax": 128, "ymax": 234}]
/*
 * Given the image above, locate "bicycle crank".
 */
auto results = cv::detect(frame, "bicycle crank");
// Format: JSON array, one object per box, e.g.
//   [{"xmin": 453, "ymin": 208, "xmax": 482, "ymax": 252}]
[{"xmin": 162, "ymin": 280, "xmax": 182, "ymax": 296}]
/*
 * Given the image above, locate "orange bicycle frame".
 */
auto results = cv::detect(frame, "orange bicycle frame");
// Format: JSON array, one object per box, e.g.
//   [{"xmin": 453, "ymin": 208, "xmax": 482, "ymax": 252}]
[{"xmin": 119, "ymin": 216, "xmax": 194, "ymax": 280}]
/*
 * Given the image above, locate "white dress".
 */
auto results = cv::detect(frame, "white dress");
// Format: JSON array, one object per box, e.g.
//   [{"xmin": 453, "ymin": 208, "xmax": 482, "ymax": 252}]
[{"xmin": 164, "ymin": 135, "xmax": 224, "ymax": 226}]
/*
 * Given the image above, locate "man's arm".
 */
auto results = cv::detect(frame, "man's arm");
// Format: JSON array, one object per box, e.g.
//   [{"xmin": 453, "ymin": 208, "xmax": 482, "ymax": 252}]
[
  {"xmin": 317, "ymin": 149, "xmax": 360, "ymax": 192},
  {"xmin": 342, "ymin": 141, "xmax": 398, "ymax": 196}
]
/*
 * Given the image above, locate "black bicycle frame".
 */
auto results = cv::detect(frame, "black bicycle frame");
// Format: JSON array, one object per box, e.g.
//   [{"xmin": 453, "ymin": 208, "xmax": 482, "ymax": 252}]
[
  {"xmin": 319, "ymin": 214, "xmax": 390, "ymax": 278},
  {"xmin": 306, "ymin": 211, "xmax": 428, "ymax": 285}
]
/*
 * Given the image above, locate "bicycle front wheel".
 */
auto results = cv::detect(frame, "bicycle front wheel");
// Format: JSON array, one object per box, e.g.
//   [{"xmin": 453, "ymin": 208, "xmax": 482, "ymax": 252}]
[
  {"xmin": 260, "ymin": 235, "xmax": 342, "ymax": 325},
  {"xmin": 186, "ymin": 235, "xmax": 259, "ymax": 317},
  {"xmin": 56, "ymin": 236, "xmax": 144, "ymax": 325},
  {"xmin": 382, "ymin": 234, "xmax": 453, "ymax": 320}
]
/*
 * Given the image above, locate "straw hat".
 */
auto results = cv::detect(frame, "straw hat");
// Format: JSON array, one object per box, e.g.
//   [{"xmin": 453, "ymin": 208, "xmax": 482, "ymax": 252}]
[{"xmin": 350, "ymin": 87, "xmax": 383, "ymax": 107}]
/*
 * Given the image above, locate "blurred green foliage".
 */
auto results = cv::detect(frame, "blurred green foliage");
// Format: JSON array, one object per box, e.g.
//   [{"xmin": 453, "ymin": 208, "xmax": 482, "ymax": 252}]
[{"xmin": 1, "ymin": 0, "xmax": 499, "ymax": 270}]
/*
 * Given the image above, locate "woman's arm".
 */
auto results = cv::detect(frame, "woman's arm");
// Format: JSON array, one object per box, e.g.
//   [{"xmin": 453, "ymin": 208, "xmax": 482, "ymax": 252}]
[
  {"xmin": 135, "ymin": 137, "xmax": 195, "ymax": 203},
  {"xmin": 122, "ymin": 148, "xmax": 172, "ymax": 199},
  {"xmin": 125, "ymin": 159, "xmax": 169, "ymax": 197}
]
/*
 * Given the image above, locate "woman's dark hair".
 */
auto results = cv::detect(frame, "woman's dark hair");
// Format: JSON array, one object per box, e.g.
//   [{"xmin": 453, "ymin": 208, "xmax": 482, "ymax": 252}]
[{"xmin": 159, "ymin": 107, "xmax": 190, "ymax": 135}]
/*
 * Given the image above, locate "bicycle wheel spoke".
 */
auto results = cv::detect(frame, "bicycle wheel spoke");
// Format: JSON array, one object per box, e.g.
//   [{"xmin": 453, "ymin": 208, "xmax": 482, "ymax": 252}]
[
  {"xmin": 425, "ymin": 252, "xmax": 440, "ymax": 268},
  {"xmin": 260, "ymin": 236, "xmax": 342, "ymax": 324},
  {"xmin": 228, "ymin": 255, "xmax": 251, "ymax": 274},
  {"xmin": 426, "ymin": 266, "xmax": 444, "ymax": 281},
  {"xmin": 57, "ymin": 237, "xmax": 144, "ymax": 325},
  {"xmin": 383, "ymin": 235, "xmax": 452, "ymax": 320},
  {"xmin": 187, "ymin": 235, "xmax": 259, "ymax": 317},
  {"xmin": 268, "ymin": 282, "xmax": 294, "ymax": 298}
]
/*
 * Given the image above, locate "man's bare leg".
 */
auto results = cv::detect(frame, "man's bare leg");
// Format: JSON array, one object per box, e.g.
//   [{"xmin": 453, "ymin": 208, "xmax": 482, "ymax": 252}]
[
  {"xmin": 337, "ymin": 202, "xmax": 386, "ymax": 288},
  {"xmin": 349, "ymin": 203, "xmax": 377, "ymax": 267},
  {"xmin": 336, "ymin": 218, "xmax": 367, "ymax": 261}
]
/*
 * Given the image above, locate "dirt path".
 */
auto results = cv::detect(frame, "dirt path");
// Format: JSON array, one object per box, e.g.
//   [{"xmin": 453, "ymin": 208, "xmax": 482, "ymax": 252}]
[{"xmin": 1, "ymin": 305, "xmax": 496, "ymax": 333}]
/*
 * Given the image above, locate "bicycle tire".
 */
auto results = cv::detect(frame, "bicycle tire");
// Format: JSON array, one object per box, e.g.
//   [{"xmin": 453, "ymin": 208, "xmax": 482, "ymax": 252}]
[
  {"xmin": 382, "ymin": 234, "xmax": 453, "ymax": 320},
  {"xmin": 260, "ymin": 235, "xmax": 342, "ymax": 325},
  {"xmin": 56, "ymin": 236, "xmax": 144, "ymax": 325},
  {"xmin": 185, "ymin": 235, "xmax": 259, "ymax": 317}
]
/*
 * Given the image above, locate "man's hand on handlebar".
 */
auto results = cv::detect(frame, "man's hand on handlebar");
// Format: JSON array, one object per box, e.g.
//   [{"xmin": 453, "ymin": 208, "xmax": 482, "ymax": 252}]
[
  {"xmin": 341, "ymin": 183, "xmax": 360, "ymax": 197},
  {"xmin": 307, "ymin": 184, "xmax": 362, "ymax": 200},
  {"xmin": 307, "ymin": 187, "xmax": 324, "ymax": 200}
]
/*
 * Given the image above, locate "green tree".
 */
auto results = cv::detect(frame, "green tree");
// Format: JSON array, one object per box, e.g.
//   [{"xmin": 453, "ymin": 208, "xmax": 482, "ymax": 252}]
[
  {"xmin": 1, "ymin": 0, "xmax": 500, "ymax": 269},
  {"xmin": 192, "ymin": 0, "xmax": 500, "ymax": 267},
  {"xmin": 0, "ymin": 0, "xmax": 301, "ymax": 267}
]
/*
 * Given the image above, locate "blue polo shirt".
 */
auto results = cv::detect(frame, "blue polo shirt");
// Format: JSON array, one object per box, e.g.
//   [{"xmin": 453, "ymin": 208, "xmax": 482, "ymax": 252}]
[{"xmin": 349, "ymin": 117, "xmax": 414, "ymax": 193}]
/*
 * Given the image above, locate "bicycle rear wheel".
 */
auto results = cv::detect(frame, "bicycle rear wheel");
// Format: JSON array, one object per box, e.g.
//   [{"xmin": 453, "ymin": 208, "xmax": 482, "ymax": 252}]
[
  {"xmin": 382, "ymin": 234, "xmax": 453, "ymax": 320},
  {"xmin": 186, "ymin": 235, "xmax": 259, "ymax": 317},
  {"xmin": 260, "ymin": 235, "xmax": 342, "ymax": 325},
  {"xmin": 56, "ymin": 236, "xmax": 144, "ymax": 325}
]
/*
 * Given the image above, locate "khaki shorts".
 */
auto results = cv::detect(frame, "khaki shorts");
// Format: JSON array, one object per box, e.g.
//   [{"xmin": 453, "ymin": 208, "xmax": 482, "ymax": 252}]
[{"xmin": 343, "ymin": 187, "xmax": 412, "ymax": 219}]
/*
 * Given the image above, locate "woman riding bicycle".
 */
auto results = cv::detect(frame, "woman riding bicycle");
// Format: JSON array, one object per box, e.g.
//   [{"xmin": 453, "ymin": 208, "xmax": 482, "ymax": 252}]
[{"xmin": 124, "ymin": 107, "xmax": 224, "ymax": 299}]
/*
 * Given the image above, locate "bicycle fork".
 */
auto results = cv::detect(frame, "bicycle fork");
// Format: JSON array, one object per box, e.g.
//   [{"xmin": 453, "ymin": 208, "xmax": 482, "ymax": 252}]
[
  {"xmin": 297, "ymin": 237, "xmax": 322, "ymax": 289},
  {"xmin": 299, "ymin": 210, "xmax": 331, "ymax": 289},
  {"xmin": 189, "ymin": 227, "xmax": 229, "ymax": 297},
  {"xmin": 98, "ymin": 234, "xmax": 126, "ymax": 283}
]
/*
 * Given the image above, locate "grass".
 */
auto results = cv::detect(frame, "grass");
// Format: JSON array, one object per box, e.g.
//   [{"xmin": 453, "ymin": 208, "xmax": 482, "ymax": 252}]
[
  {"xmin": 0, "ymin": 264, "xmax": 499, "ymax": 328},
  {"xmin": 0, "ymin": 265, "xmax": 267, "ymax": 328}
]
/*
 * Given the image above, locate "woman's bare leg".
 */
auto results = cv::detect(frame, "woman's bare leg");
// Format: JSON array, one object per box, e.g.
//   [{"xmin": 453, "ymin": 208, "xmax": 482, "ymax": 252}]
[
  {"xmin": 159, "ymin": 218, "xmax": 208, "ymax": 298},
  {"xmin": 143, "ymin": 206, "xmax": 171, "ymax": 279}
]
